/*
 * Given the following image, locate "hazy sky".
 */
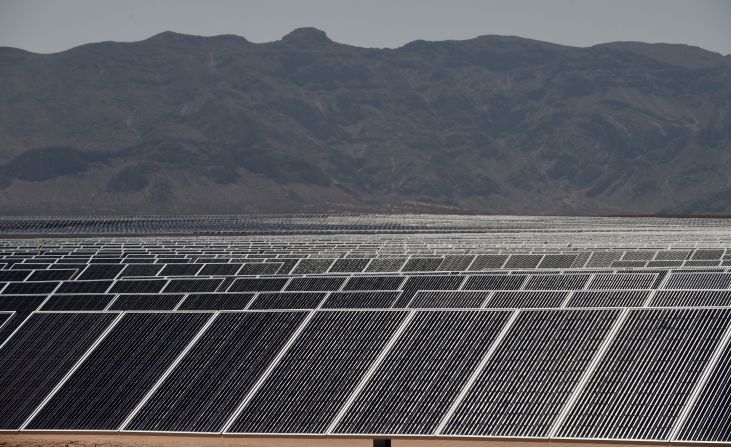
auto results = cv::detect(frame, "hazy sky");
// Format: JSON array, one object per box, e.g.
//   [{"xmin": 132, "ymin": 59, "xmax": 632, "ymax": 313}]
[{"xmin": 1, "ymin": 0, "xmax": 730, "ymax": 54}]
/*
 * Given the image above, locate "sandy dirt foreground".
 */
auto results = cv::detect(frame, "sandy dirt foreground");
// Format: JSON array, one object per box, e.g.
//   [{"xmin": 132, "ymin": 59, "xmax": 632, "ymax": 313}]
[{"xmin": 0, "ymin": 434, "xmax": 704, "ymax": 447}]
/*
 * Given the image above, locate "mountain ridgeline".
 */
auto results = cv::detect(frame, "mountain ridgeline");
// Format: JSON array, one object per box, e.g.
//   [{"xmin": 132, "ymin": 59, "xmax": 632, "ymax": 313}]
[{"xmin": 1, "ymin": 28, "xmax": 729, "ymax": 215}]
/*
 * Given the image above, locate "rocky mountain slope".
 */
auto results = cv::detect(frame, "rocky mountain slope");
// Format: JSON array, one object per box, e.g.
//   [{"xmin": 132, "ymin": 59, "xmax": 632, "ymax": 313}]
[{"xmin": 0, "ymin": 28, "xmax": 729, "ymax": 215}]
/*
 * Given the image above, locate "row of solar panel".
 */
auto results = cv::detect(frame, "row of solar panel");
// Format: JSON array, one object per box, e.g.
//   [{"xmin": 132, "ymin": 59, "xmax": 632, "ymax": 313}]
[
  {"xmin": 0, "ymin": 267, "xmax": 714, "ymax": 292},
  {"xmin": 1, "ymin": 245, "xmax": 727, "ymax": 256},
  {"xmin": 1, "ymin": 238, "xmax": 725, "ymax": 252},
  {"xmin": 0, "ymin": 308, "xmax": 729, "ymax": 442},
  {"xmin": 4, "ymin": 288, "xmax": 731, "ymax": 342},
  {"xmin": 7, "ymin": 289, "xmax": 731, "ymax": 312},
  {"xmin": 15, "ymin": 270, "xmax": 731, "ymax": 297},
  {"xmin": 1, "ymin": 214, "xmax": 730, "ymax": 235},
  {"xmin": 3, "ymin": 250, "xmax": 731, "ymax": 273}
]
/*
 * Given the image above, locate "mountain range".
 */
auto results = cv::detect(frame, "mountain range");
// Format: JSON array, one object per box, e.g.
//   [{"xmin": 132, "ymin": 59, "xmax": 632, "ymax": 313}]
[{"xmin": 1, "ymin": 28, "xmax": 730, "ymax": 215}]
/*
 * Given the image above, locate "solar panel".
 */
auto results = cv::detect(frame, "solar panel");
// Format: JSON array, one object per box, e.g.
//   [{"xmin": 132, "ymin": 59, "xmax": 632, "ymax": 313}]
[
  {"xmin": 109, "ymin": 279, "xmax": 167, "ymax": 294},
  {"xmin": 77, "ymin": 264, "xmax": 125, "ymax": 280},
  {"xmin": 655, "ymin": 250, "xmax": 691, "ymax": 261},
  {"xmin": 40, "ymin": 294, "xmax": 115, "ymax": 311},
  {"xmin": 162, "ymin": 278, "xmax": 223, "ymax": 293},
  {"xmin": 468, "ymin": 255, "xmax": 507, "ymax": 271},
  {"xmin": 272, "ymin": 259, "xmax": 299, "ymax": 275},
  {"xmin": 677, "ymin": 338, "xmax": 731, "ymax": 442},
  {"xmin": 177, "ymin": 293, "xmax": 255, "ymax": 310},
  {"xmin": 160, "ymin": 264, "xmax": 203, "ymax": 276},
  {"xmin": 652, "ymin": 290, "xmax": 731, "ymax": 307},
  {"xmin": 323, "ymin": 291, "xmax": 400, "ymax": 309},
  {"xmin": 487, "ymin": 291, "xmax": 568, "ymax": 308},
  {"xmin": 648, "ymin": 260, "xmax": 683, "ymax": 267},
  {"xmin": 523, "ymin": 274, "xmax": 589, "ymax": 290},
  {"xmin": 395, "ymin": 276, "xmax": 465, "ymax": 307},
  {"xmin": 463, "ymin": 274, "xmax": 526, "ymax": 291},
  {"xmin": 538, "ymin": 254, "xmax": 577, "ymax": 269},
  {"xmin": 409, "ymin": 291, "xmax": 489, "ymax": 308},
  {"xmin": 585, "ymin": 252, "xmax": 622, "ymax": 268},
  {"xmin": 334, "ymin": 310, "xmax": 511, "ymax": 434},
  {"xmin": 614, "ymin": 260, "xmax": 649, "ymax": 268},
  {"xmin": 622, "ymin": 250, "xmax": 655, "ymax": 261},
  {"xmin": 285, "ymin": 277, "xmax": 346, "ymax": 292},
  {"xmin": 55, "ymin": 280, "xmax": 114, "ymax": 294},
  {"xmin": 504, "ymin": 255, "xmax": 542, "ymax": 269},
  {"xmin": 685, "ymin": 260, "xmax": 721, "ymax": 267},
  {"xmin": 248, "ymin": 292, "xmax": 326, "ymax": 309},
  {"xmin": 2, "ymin": 281, "xmax": 59, "ymax": 295},
  {"xmin": 0, "ymin": 270, "xmax": 31, "ymax": 281},
  {"xmin": 292, "ymin": 259, "xmax": 334, "ymax": 274},
  {"xmin": 438, "ymin": 255, "xmax": 475, "ymax": 271},
  {"xmin": 587, "ymin": 273, "xmax": 657, "ymax": 289},
  {"xmin": 402, "ymin": 258, "xmax": 443, "ymax": 272},
  {"xmin": 197, "ymin": 263, "xmax": 242, "ymax": 276},
  {"xmin": 567, "ymin": 290, "xmax": 650, "ymax": 307},
  {"xmin": 691, "ymin": 249, "xmax": 725, "ymax": 260},
  {"xmin": 26, "ymin": 312, "xmax": 211, "ymax": 430},
  {"xmin": 329, "ymin": 259, "xmax": 370, "ymax": 273},
  {"xmin": 343, "ymin": 276, "xmax": 405, "ymax": 291},
  {"xmin": 238, "ymin": 263, "xmax": 282, "ymax": 275},
  {"xmin": 119, "ymin": 264, "xmax": 163, "ymax": 277},
  {"xmin": 364, "ymin": 258, "xmax": 406, "ymax": 273},
  {"xmin": 27, "ymin": 269, "xmax": 76, "ymax": 281},
  {"xmin": 109, "ymin": 294, "xmax": 185, "ymax": 310},
  {"xmin": 11, "ymin": 263, "xmax": 49, "ymax": 270},
  {"xmin": 443, "ymin": 309, "xmax": 620, "ymax": 437},
  {"xmin": 227, "ymin": 277, "xmax": 288, "ymax": 292},
  {"xmin": 665, "ymin": 273, "xmax": 731, "ymax": 290},
  {"xmin": 571, "ymin": 252, "xmax": 591, "ymax": 268},
  {"xmin": 558, "ymin": 308, "xmax": 731, "ymax": 440},
  {"xmin": 227, "ymin": 310, "xmax": 408, "ymax": 434},
  {"xmin": 125, "ymin": 311, "xmax": 307, "ymax": 433},
  {"xmin": 0, "ymin": 312, "xmax": 118, "ymax": 429}
]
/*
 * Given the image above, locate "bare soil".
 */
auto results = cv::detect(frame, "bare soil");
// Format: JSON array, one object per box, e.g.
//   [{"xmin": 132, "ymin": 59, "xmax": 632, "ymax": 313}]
[{"xmin": 0, "ymin": 433, "xmax": 704, "ymax": 447}]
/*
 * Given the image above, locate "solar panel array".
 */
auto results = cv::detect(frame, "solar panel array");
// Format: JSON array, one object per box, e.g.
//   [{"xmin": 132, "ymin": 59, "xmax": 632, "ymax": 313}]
[{"xmin": 1, "ymin": 215, "xmax": 731, "ymax": 442}]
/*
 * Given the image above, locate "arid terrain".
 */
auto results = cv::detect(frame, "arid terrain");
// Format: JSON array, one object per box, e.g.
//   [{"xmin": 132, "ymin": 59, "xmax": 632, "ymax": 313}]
[
  {"xmin": 1, "ymin": 28, "xmax": 730, "ymax": 215},
  {"xmin": 0, "ymin": 434, "xmax": 706, "ymax": 447}
]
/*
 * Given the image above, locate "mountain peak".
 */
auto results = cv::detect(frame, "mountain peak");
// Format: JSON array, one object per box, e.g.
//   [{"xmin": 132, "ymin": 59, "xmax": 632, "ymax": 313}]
[
  {"xmin": 281, "ymin": 27, "xmax": 332, "ymax": 44},
  {"xmin": 596, "ymin": 41, "xmax": 726, "ymax": 69},
  {"xmin": 148, "ymin": 30, "xmax": 188, "ymax": 41}
]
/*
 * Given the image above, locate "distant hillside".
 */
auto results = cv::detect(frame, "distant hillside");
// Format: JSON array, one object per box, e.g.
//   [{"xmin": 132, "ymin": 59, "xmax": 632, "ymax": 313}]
[{"xmin": 0, "ymin": 28, "xmax": 729, "ymax": 215}]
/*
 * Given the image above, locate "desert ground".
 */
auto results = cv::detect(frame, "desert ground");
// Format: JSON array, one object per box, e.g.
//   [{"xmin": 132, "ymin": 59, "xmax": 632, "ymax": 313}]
[{"xmin": 0, "ymin": 434, "xmax": 707, "ymax": 447}]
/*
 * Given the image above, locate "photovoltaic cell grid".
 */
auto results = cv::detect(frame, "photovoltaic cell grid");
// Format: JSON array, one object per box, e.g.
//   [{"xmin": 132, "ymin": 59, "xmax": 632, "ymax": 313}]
[
  {"xmin": 443, "ymin": 309, "xmax": 620, "ymax": 437},
  {"xmin": 0, "ymin": 312, "xmax": 118, "ymax": 429},
  {"xmin": 126, "ymin": 311, "xmax": 307, "ymax": 433},
  {"xmin": 334, "ymin": 310, "xmax": 511, "ymax": 434},
  {"xmin": 27, "ymin": 312, "xmax": 211, "ymax": 430},
  {"xmin": 2, "ymin": 216, "xmax": 731, "ymax": 441},
  {"xmin": 679, "ymin": 337, "xmax": 731, "ymax": 442},
  {"xmin": 558, "ymin": 308, "xmax": 731, "ymax": 441},
  {"xmin": 228, "ymin": 310, "xmax": 407, "ymax": 434}
]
